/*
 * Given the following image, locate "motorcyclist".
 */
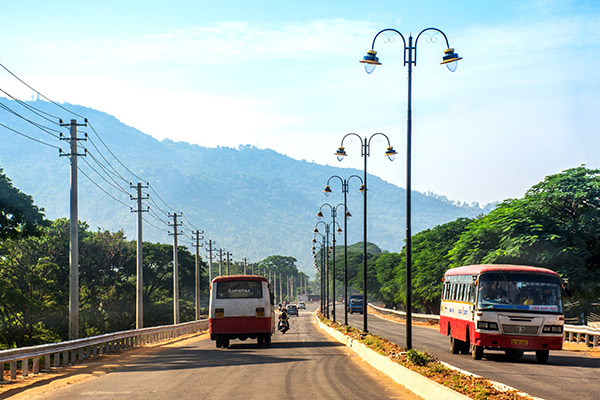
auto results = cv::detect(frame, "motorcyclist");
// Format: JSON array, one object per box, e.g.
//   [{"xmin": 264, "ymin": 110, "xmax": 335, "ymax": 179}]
[{"xmin": 278, "ymin": 307, "xmax": 290, "ymax": 333}]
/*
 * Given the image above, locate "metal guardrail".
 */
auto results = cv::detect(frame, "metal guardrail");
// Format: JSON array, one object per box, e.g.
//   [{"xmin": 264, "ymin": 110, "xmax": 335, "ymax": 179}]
[
  {"xmin": 368, "ymin": 303, "xmax": 600, "ymax": 348},
  {"xmin": 0, "ymin": 319, "xmax": 208, "ymax": 382}
]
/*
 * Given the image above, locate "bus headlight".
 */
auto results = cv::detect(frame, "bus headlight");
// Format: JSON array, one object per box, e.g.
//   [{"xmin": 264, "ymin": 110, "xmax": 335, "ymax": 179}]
[
  {"xmin": 477, "ymin": 321, "xmax": 498, "ymax": 330},
  {"xmin": 542, "ymin": 325, "xmax": 563, "ymax": 333}
]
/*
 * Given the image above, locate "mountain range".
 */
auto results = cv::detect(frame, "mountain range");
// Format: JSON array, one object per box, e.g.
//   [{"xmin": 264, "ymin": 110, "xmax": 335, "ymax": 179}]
[{"xmin": 0, "ymin": 98, "xmax": 493, "ymax": 275}]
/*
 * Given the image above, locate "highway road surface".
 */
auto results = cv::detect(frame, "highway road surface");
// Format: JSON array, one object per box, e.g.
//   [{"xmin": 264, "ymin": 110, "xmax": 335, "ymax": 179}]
[
  {"xmin": 31, "ymin": 305, "xmax": 419, "ymax": 400},
  {"xmin": 336, "ymin": 303, "xmax": 600, "ymax": 400}
]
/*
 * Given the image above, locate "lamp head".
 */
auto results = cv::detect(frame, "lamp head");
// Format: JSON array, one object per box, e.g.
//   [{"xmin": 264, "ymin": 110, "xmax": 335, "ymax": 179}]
[
  {"xmin": 345, "ymin": 210, "xmax": 352, "ymax": 218},
  {"xmin": 312, "ymin": 238, "xmax": 316, "ymax": 243},
  {"xmin": 313, "ymin": 228, "xmax": 319, "ymax": 233},
  {"xmin": 360, "ymin": 50, "xmax": 381, "ymax": 74},
  {"xmin": 359, "ymin": 184, "xmax": 366, "ymax": 192},
  {"xmin": 385, "ymin": 146, "xmax": 397, "ymax": 161},
  {"xmin": 316, "ymin": 210, "xmax": 324, "ymax": 218},
  {"xmin": 323, "ymin": 185, "xmax": 332, "ymax": 197},
  {"xmin": 337, "ymin": 227, "xmax": 343, "ymax": 234},
  {"xmin": 440, "ymin": 48, "xmax": 462, "ymax": 72},
  {"xmin": 334, "ymin": 146, "xmax": 347, "ymax": 162}
]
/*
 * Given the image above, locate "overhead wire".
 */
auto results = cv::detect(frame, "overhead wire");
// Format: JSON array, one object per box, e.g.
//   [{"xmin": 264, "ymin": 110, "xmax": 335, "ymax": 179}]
[
  {"xmin": 0, "ymin": 121, "xmax": 63, "ymax": 150},
  {"xmin": 0, "ymin": 101, "xmax": 63, "ymax": 138},
  {"xmin": 1, "ymin": 61, "xmax": 210, "ymax": 239},
  {"xmin": 0, "ymin": 87, "xmax": 61, "ymax": 125},
  {"xmin": 0, "ymin": 61, "xmax": 86, "ymax": 119}
]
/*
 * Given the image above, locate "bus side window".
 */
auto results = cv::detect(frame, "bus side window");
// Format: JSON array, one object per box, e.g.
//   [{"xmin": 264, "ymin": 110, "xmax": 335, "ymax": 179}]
[{"xmin": 451, "ymin": 283, "xmax": 457, "ymax": 301}]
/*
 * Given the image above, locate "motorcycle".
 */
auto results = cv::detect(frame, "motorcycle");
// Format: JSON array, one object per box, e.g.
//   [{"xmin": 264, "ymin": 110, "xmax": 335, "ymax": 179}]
[{"xmin": 278, "ymin": 319, "xmax": 290, "ymax": 334}]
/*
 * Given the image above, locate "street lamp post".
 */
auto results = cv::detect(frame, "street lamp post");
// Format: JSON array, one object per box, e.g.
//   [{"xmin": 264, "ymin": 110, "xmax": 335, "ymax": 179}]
[
  {"xmin": 360, "ymin": 27, "xmax": 461, "ymax": 349},
  {"xmin": 324, "ymin": 174, "xmax": 363, "ymax": 326},
  {"xmin": 317, "ymin": 204, "xmax": 343, "ymax": 322},
  {"xmin": 335, "ymin": 133, "xmax": 396, "ymax": 332},
  {"xmin": 312, "ymin": 235, "xmax": 325, "ymax": 315}
]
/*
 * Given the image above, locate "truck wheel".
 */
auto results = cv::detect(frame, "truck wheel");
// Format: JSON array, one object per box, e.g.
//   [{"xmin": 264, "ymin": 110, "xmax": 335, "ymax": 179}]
[
  {"xmin": 265, "ymin": 334, "xmax": 271, "ymax": 347},
  {"xmin": 257, "ymin": 336, "xmax": 264, "ymax": 346},
  {"xmin": 222, "ymin": 338, "xmax": 230, "ymax": 349},
  {"xmin": 216, "ymin": 337, "xmax": 223, "ymax": 348}
]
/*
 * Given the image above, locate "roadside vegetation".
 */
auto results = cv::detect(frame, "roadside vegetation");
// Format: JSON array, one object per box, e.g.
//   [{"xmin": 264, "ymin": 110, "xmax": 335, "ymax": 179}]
[
  {"xmin": 320, "ymin": 315, "xmax": 528, "ymax": 400},
  {"xmin": 0, "ymin": 167, "xmax": 307, "ymax": 349},
  {"xmin": 319, "ymin": 166, "xmax": 600, "ymax": 323}
]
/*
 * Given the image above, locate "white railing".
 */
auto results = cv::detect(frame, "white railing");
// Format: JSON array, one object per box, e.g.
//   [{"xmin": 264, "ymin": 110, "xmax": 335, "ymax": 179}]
[
  {"xmin": 0, "ymin": 319, "xmax": 208, "ymax": 382},
  {"xmin": 368, "ymin": 303, "xmax": 600, "ymax": 348}
]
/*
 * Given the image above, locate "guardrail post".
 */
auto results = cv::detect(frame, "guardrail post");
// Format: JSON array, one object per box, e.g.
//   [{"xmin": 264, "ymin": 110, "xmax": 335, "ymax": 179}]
[
  {"xmin": 44, "ymin": 354, "xmax": 51, "ymax": 371},
  {"xmin": 594, "ymin": 334, "xmax": 598, "ymax": 348},
  {"xmin": 78, "ymin": 347, "xmax": 84, "ymax": 361},
  {"xmin": 33, "ymin": 357, "xmax": 39, "ymax": 374},
  {"xmin": 585, "ymin": 333, "xmax": 591, "ymax": 347},
  {"xmin": 10, "ymin": 361, "xmax": 16, "ymax": 380}
]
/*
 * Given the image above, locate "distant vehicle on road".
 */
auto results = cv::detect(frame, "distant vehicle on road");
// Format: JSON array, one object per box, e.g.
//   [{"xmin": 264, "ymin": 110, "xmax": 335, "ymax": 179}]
[
  {"xmin": 440, "ymin": 264, "xmax": 564, "ymax": 363},
  {"xmin": 348, "ymin": 294, "xmax": 364, "ymax": 314},
  {"xmin": 287, "ymin": 304, "xmax": 298, "ymax": 316},
  {"xmin": 209, "ymin": 275, "xmax": 275, "ymax": 348},
  {"xmin": 298, "ymin": 301, "xmax": 306, "ymax": 309}
]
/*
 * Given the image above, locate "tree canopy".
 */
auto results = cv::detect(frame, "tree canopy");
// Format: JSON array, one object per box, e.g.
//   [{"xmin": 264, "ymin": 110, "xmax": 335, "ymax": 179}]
[{"xmin": 0, "ymin": 167, "xmax": 46, "ymax": 239}]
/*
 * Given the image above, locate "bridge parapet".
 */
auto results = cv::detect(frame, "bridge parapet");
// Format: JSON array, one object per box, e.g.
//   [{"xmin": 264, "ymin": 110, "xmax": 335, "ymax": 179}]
[{"xmin": 0, "ymin": 319, "xmax": 208, "ymax": 382}]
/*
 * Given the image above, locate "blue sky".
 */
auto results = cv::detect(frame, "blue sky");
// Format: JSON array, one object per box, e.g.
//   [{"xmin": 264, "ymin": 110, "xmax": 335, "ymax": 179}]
[{"xmin": 1, "ymin": 0, "xmax": 598, "ymax": 204}]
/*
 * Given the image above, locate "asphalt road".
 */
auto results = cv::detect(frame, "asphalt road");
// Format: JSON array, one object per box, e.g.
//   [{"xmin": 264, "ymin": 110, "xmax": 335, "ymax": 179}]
[
  {"xmin": 35, "ymin": 305, "xmax": 418, "ymax": 400},
  {"xmin": 333, "ymin": 303, "xmax": 600, "ymax": 400}
]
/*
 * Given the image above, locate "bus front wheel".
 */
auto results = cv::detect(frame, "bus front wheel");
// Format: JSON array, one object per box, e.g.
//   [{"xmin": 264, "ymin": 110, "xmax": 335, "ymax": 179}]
[
  {"xmin": 471, "ymin": 344, "xmax": 483, "ymax": 360},
  {"xmin": 536, "ymin": 350, "xmax": 549, "ymax": 364}
]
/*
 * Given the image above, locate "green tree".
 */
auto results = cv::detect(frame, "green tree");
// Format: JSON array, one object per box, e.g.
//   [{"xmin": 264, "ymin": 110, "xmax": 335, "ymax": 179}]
[
  {"xmin": 450, "ymin": 166, "xmax": 600, "ymax": 305},
  {"xmin": 0, "ymin": 167, "xmax": 46, "ymax": 239}
]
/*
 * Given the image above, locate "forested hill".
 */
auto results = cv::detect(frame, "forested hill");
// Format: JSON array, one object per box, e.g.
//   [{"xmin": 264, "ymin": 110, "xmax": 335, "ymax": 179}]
[{"xmin": 0, "ymin": 98, "xmax": 493, "ymax": 274}]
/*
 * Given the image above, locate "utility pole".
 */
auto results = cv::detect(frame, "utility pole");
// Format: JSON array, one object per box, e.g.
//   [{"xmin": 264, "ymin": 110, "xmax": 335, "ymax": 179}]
[
  {"xmin": 273, "ymin": 272, "xmax": 277, "ymax": 304},
  {"xmin": 168, "ymin": 212, "xmax": 182, "ymax": 324},
  {"xmin": 243, "ymin": 257, "xmax": 248, "ymax": 275},
  {"xmin": 279, "ymin": 273, "xmax": 282, "ymax": 304},
  {"xmin": 59, "ymin": 118, "xmax": 87, "ymax": 340},
  {"xmin": 130, "ymin": 182, "xmax": 148, "ymax": 329},
  {"xmin": 192, "ymin": 230, "xmax": 204, "ymax": 320},
  {"xmin": 207, "ymin": 239, "xmax": 214, "ymax": 284},
  {"xmin": 226, "ymin": 252, "xmax": 231, "ymax": 275},
  {"xmin": 219, "ymin": 249, "xmax": 223, "ymax": 276}
]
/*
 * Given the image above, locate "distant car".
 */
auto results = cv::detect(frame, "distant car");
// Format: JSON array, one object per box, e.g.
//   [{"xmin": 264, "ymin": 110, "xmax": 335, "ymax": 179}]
[
  {"xmin": 287, "ymin": 304, "xmax": 298, "ymax": 316},
  {"xmin": 298, "ymin": 301, "xmax": 306, "ymax": 309}
]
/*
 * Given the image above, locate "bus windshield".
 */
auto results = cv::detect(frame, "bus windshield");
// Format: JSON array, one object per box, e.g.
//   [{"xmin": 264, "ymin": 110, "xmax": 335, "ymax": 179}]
[
  {"xmin": 216, "ymin": 280, "xmax": 263, "ymax": 299},
  {"xmin": 477, "ymin": 271, "xmax": 562, "ymax": 313}
]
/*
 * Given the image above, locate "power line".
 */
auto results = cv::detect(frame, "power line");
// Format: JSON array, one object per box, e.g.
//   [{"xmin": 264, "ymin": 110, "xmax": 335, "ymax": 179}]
[
  {"xmin": 79, "ymin": 152, "xmax": 131, "ymax": 196},
  {"xmin": 0, "ymin": 88, "xmax": 61, "ymax": 124},
  {"xmin": 143, "ymin": 216, "xmax": 170, "ymax": 233},
  {"xmin": 0, "ymin": 101, "xmax": 63, "ymax": 138},
  {"xmin": 84, "ymin": 135, "xmax": 129, "ymax": 183},
  {"xmin": 76, "ymin": 163, "xmax": 131, "ymax": 208},
  {"xmin": 0, "ymin": 121, "xmax": 63, "ymax": 150},
  {"xmin": 0, "ymin": 61, "xmax": 86, "ymax": 119},
  {"xmin": 87, "ymin": 121, "xmax": 145, "ymax": 182},
  {"xmin": 148, "ymin": 183, "xmax": 178, "ymax": 213}
]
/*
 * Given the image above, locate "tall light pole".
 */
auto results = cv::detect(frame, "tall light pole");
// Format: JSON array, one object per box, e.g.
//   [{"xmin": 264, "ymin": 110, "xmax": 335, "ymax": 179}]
[
  {"xmin": 324, "ymin": 174, "xmax": 363, "ymax": 326},
  {"xmin": 335, "ymin": 133, "xmax": 396, "ymax": 332},
  {"xmin": 312, "ymin": 233, "xmax": 326, "ymax": 316},
  {"xmin": 316, "ymin": 203, "xmax": 343, "ymax": 322},
  {"xmin": 360, "ymin": 27, "xmax": 462, "ymax": 349}
]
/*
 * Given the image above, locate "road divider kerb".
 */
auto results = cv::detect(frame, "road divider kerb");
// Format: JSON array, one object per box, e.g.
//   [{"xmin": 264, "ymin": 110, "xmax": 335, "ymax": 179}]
[{"xmin": 315, "ymin": 314, "xmax": 470, "ymax": 400}]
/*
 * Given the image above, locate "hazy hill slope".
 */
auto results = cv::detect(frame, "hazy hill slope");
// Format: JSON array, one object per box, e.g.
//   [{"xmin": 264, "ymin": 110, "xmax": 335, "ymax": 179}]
[{"xmin": 0, "ymin": 99, "xmax": 492, "ymax": 274}]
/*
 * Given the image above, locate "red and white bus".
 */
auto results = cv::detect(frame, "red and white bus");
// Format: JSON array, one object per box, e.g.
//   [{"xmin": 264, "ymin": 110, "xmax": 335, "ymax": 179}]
[
  {"xmin": 209, "ymin": 275, "xmax": 275, "ymax": 348},
  {"xmin": 440, "ymin": 264, "xmax": 564, "ymax": 363}
]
